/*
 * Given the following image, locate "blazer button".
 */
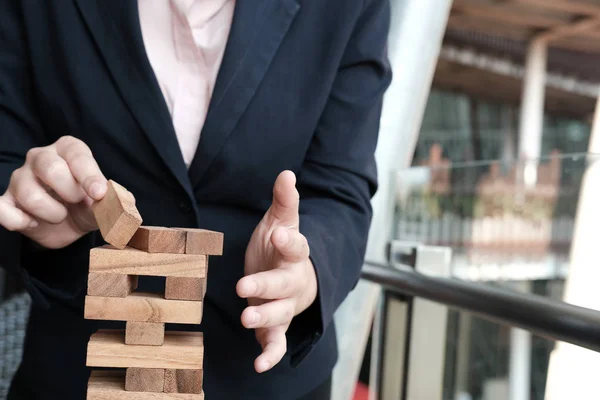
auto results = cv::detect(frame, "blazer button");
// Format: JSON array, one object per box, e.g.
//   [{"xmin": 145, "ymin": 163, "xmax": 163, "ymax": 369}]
[{"xmin": 178, "ymin": 200, "xmax": 193, "ymax": 214}]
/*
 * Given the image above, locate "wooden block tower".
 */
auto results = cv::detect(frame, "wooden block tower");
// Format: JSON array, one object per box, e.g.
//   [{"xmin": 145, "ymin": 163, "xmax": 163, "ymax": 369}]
[{"xmin": 84, "ymin": 180, "xmax": 223, "ymax": 399}]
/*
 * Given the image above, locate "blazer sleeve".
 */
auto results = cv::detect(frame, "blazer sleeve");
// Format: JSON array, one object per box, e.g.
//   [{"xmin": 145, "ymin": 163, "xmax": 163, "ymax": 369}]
[
  {"xmin": 286, "ymin": 0, "xmax": 392, "ymax": 366},
  {"xmin": 0, "ymin": 0, "xmax": 59, "ymax": 306}
]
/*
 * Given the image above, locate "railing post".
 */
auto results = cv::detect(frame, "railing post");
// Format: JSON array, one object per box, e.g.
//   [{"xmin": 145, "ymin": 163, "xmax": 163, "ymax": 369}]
[
  {"xmin": 404, "ymin": 245, "xmax": 452, "ymax": 400},
  {"xmin": 371, "ymin": 243, "xmax": 452, "ymax": 400}
]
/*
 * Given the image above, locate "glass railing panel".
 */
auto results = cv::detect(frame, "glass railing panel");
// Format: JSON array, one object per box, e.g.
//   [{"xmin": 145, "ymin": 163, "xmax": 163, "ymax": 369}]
[{"xmin": 392, "ymin": 152, "xmax": 600, "ymax": 400}]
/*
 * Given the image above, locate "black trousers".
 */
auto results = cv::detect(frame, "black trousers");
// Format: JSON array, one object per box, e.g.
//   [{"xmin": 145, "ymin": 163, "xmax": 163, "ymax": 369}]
[{"xmin": 298, "ymin": 375, "xmax": 331, "ymax": 400}]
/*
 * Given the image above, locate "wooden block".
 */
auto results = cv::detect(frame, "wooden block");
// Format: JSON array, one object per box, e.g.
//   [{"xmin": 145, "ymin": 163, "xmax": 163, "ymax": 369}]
[
  {"xmin": 164, "ymin": 369, "xmax": 203, "ymax": 394},
  {"xmin": 126, "ymin": 322, "xmax": 165, "ymax": 346},
  {"xmin": 165, "ymin": 277, "xmax": 205, "ymax": 301},
  {"xmin": 128, "ymin": 227, "xmax": 186, "ymax": 254},
  {"xmin": 88, "ymin": 370, "xmax": 204, "ymax": 399},
  {"xmin": 179, "ymin": 229, "xmax": 223, "ymax": 255},
  {"xmin": 85, "ymin": 293, "xmax": 203, "ymax": 324},
  {"xmin": 125, "ymin": 368, "xmax": 165, "ymax": 392},
  {"xmin": 92, "ymin": 180, "xmax": 143, "ymax": 249},
  {"xmin": 87, "ymin": 330, "xmax": 203, "ymax": 369},
  {"xmin": 90, "ymin": 246, "xmax": 206, "ymax": 278},
  {"xmin": 87, "ymin": 273, "xmax": 138, "ymax": 297}
]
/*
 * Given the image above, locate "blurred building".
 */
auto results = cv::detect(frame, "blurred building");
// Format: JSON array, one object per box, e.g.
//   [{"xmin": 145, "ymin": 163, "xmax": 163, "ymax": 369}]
[{"xmin": 392, "ymin": 1, "xmax": 600, "ymax": 400}]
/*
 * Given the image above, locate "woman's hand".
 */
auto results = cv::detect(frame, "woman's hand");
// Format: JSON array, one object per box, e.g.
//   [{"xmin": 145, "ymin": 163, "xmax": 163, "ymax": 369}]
[
  {"xmin": 0, "ymin": 135, "xmax": 107, "ymax": 249},
  {"xmin": 238, "ymin": 171, "xmax": 318, "ymax": 373}
]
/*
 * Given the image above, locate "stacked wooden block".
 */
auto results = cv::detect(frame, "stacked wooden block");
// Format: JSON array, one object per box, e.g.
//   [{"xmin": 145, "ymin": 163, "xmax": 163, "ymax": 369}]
[{"xmin": 84, "ymin": 180, "xmax": 222, "ymax": 399}]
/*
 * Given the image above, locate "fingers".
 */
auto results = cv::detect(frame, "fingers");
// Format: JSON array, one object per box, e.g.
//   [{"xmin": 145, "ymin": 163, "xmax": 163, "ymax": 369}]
[
  {"xmin": 241, "ymin": 298, "xmax": 296, "ymax": 329},
  {"xmin": 30, "ymin": 147, "xmax": 86, "ymax": 204},
  {"xmin": 271, "ymin": 227, "xmax": 309, "ymax": 263},
  {"xmin": 54, "ymin": 136, "xmax": 107, "ymax": 200},
  {"xmin": 10, "ymin": 167, "xmax": 68, "ymax": 224},
  {"xmin": 237, "ymin": 267, "xmax": 298, "ymax": 300},
  {"xmin": 269, "ymin": 170, "xmax": 299, "ymax": 229},
  {"xmin": 0, "ymin": 192, "xmax": 38, "ymax": 231},
  {"xmin": 254, "ymin": 327, "xmax": 287, "ymax": 373}
]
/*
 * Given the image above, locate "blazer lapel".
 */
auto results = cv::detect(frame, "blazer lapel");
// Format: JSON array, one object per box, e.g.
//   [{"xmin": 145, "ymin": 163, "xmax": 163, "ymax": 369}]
[
  {"xmin": 188, "ymin": 0, "xmax": 301, "ymax": 189},
  {"xmin": 74, "ymin": 0, "xmax": 192, "ymax": 195}
]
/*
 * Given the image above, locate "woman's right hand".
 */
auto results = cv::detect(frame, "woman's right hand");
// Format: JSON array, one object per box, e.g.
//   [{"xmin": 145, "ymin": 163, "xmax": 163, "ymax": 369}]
[{"xmin": 0, "ymin": 136, "xmax": 107, "ymax": 249}]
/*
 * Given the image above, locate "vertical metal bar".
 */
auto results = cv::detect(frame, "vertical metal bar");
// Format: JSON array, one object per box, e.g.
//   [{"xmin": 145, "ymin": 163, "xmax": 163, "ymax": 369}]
[
  {"xmin": 378, "ymin": 294, "xmax": 411, "ymax": 400},
  {"xmin": 369, "ymin": 293, "xmax": 384, "ymax": 400},
  {"xmin": 403, "ymin": 245, "xmax": 452, "ymax": 400},
  {"xmin": 370, "ymin": 291, "xmax": 409, "ymax": 400},
  {"xmin": 508, "ymin": 281, "xmax": 533, "ymax": 400},
  {"xmin": 453, "ymin": 312, "xmax": 473, "ymax": 399}
]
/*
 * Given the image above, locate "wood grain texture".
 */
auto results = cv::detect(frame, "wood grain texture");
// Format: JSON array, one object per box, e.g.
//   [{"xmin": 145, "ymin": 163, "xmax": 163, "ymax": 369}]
[
  {"xmin": 179, "ymin": 229, "xmax": 223, "ymax": 256},
  {"xmin": 90, "ymin": 246, "xmax": 206, "ymax": 278},
  {"xmin": 164, "ymin": 369, "xmax": 203, "ymax": 394},
  {"xmin": 85, "ymin": 293, "xmax": 203, "ymax": 324},
  {"xmin": 128, "ymin": 227, "xmax": 186, "ymax": 254},
  {"xmin": 88, "ymin": 371, "xmax": 204, "ymax": 399},
  {"xmin": 87, "ymin": 273, "xmax": 138, "ymax": 297},
  {"xmin": 92, "ymin": 180, "xmax": 143, "ymax": 249},
  {"xmin": 125, "ymin": 368, "xmax": 165, "ymax": 392},
  {"xmin": 165, "ymin": 277, "xmax": 205, "ymax": 301},
  {"xmin": 125, "ymin": 322, "xmax": 165, "ymax": 346},
  {"xmin": 87, "ymin": 330, "xmax": 203, "ymax": 369}
]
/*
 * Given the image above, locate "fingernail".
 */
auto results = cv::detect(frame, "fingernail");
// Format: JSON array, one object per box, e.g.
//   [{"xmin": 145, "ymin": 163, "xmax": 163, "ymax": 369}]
[
  {"xmin": 90, "ymin": 182, "xmax": 105, "ymax": 199},
  {"xmin": 28, "ymin": 220, "xmax": 39, "ymax": 230}
]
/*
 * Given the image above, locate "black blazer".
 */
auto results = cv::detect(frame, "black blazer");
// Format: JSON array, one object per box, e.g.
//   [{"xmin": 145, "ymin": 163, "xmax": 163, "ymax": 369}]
[{"xmin": 0, "ymin": 1, "xmax": 391, "ymax": 399}]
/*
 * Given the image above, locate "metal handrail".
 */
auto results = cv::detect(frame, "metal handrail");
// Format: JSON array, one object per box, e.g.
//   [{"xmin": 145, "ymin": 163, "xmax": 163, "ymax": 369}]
[{"xmin": 362, "ymin": 260, "xmax": 600, "ymax": 352}]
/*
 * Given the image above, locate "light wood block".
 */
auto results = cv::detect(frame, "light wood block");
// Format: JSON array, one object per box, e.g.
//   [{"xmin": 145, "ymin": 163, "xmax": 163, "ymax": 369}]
[
  {"xmin": 87, "ymin": 273, "xmax": 138, "ymax": 298},
  {"xmin": 179, "ymin": 229, "xmax": 223, "ymax": 255},
  {"xmin": 128, "ymin": 227, "xmax": 186, "ymax": 254},
  {"xmin": 92, "ymin": 180, "xmax": 143, "ymax": 249},
  {"xmin": 125, "ymin": 368, "xmax": 165, "ymax": 392},
  {"xmin": 164, "ymin": 369, "xmax": 203, "ymax": 394},
  {"xmin": 90, "ymin": 246, "xmax": 206, "ymax": 278},
  {"xmin": 85, "ymin": 293, "xmax": 202, "ymax": 324},
  {"xmin": 88, "ymin": 371, "xmax": 204, "ymax": 399},
  {"xmin": 165, "ymin": 277, "xmax": 205, "ymax": 301},
  {"xmin": 125, "ymin": 322, "xmax": 165, "ymax": 346},
  {"xmin": 87, "ymin": 330, "xmax": 203, "ymax": 370}
]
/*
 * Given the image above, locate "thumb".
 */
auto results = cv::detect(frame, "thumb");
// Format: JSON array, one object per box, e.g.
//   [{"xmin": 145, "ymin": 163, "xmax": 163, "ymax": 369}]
[{"xmin": 269, "ymin": 170, "xmax": 299, "ymax": 229}]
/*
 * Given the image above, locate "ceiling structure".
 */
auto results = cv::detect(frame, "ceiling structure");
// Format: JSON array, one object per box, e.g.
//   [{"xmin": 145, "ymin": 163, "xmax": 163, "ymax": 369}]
[{"xmin": 435, "ymin": 0, "xmax": 600, "ymax": 119}]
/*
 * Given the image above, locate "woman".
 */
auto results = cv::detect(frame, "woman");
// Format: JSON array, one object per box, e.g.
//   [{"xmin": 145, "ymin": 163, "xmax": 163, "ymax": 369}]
[{"xmin": 0, "ymin": 0, "xmax": 391, "ymax": 398}]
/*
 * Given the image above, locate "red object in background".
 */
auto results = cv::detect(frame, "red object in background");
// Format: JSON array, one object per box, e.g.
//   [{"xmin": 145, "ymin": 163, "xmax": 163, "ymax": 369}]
[{"xmin": 353, "ymin": 382, "xmax": 369, "ymax": 400}]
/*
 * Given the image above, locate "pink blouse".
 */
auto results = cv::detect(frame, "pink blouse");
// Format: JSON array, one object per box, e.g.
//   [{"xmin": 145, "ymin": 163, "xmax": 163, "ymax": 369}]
[{"xmin": 138, "ymin": 0, "xmax": 236, "ymax": 167}]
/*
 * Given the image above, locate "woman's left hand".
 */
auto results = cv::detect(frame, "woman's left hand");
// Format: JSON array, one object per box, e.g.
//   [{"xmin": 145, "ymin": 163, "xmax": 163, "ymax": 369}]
[{"xmin": 237, "ymin": 170, "xmax": 318, "ymax": 373}]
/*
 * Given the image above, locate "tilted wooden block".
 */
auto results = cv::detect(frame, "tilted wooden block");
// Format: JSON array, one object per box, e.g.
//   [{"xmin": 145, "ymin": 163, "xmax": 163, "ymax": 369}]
[
  {"xmin": 92, "ymin": 180, "xmax": 143, "ymax": 249},
  {"xmin": 128, "ymin": 227, "xmax": 186, "ymax": 254},
  {"xmin": 87, "ymin": 330, "xmax": 203, "ymax": 370},
  {"xmin": 179, "ymin": 229, "xmax": 223, "ymax": 255},
  {"xmin": 125, "ymin": 368, "xmax": 165, "ymax": 393},
  {"xmin": 87, "ymin": 272, "xmax": 138, "ymax": 298},
  {"xmin": 165, "ymin": 277, "xmax": 205, "ymax": 301},
  {"xmin": 90, "ymin": 246, "xmax": 206, "ymax": 278},
  {"xmin": 126, "ymin": 322, "xmax": 165, "ymax": 346},
  {"xmin": 85, "ymin": 293, "xmax": 203, "ymax": 324},
  {"xmin": 164, "ymin": 369, "xmax": 203, "ymax": 394},
  {"xmin": 88, "ymin": 370, "xmax": 204, "ymax": 399}
]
